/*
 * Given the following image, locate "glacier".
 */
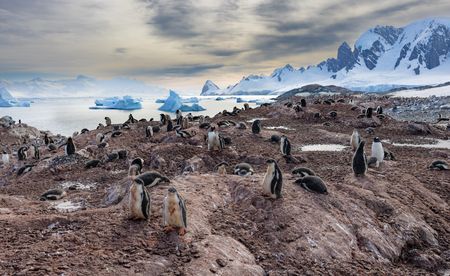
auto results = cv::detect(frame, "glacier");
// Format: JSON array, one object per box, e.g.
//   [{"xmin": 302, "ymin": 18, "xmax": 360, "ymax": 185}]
[
  {"xmin": 158, "ymin": 90, "xmax": 206, "ymax": 113},
  {"xmin": 0, "ymin": 87, "xmax": 31, "ymax": 107},
  {"xmin": 90, "ymin": 96, "xmax": 142, "ymax": 110}
]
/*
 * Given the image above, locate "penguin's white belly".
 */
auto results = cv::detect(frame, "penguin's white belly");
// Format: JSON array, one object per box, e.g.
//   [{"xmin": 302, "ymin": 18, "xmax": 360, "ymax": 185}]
[
  {"xmin": 167, "ymin": 202, "xmax": 183, "ymax": 227},
  {"xmin": 2, "ymin": 154, "xmax": 9, "ymax": 164},
  {"xmin": 371, "ymin": 143, "xmax": 384, "ymax": 163},
  {"xmin": 263, "ymin": 171, "xmax": 274, "ymax": 195},
  {"xmin": 129, "ymin": 185, "xmax": 144, "ymax": 218},
  {"xmin": 351, "ymin": 134, "xmax": 359, "ymax": 149}
]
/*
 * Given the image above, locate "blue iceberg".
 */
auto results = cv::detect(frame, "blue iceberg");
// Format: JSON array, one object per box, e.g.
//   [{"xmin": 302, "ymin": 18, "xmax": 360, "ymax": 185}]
[
  {"xmin": 90, "ymin": 95, "xmax": 142, "ymax": 110},
  {"xmin": 0, "ymin": 87, "xmax": 31, "ymax": 107},
  {"xmin": 158, "ymin": 90, "xmax": 206, "ymax": 113}
]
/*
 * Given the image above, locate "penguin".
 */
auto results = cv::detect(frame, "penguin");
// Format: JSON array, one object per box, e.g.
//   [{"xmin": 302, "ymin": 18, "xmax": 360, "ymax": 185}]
[
  {"xmin": 176, "ymin": 115, "xmax": 183, "ymax": 126},
  {"xmin": 323, "ymin": 100, "xmax": 332, "ymax": 105},
  {"xmin": 17, "ymin": 164, "xmax": 34, "ymax": 176},
  {"xmin": 437, "ymin": 113, "xmax": 449, "ymax": 123},
  {"xmin": 106, "ymin": 152, "xmax": 119, "ymax": 162},
  {"xmin": 44, "ymin": 133, "xmax": 54, "ymax": 145},
  {"xmin": 366, "ymin": 107, "xmax": 373, "ymax": 118},
  {"xmin": 163, "ymin": 187, "xmax": 187, "ymax": 235},
  {"xmin": 40, "ymin": 189, "xmax": 67, "ymax": 201},
  {"xmin": 352, "ymin": 140, "xmax": 367, "ymax": 176},
  {"xmin": 105, "ymin": 117, "xmax": 112, "ymax": 126},
  {"xmin": 269, "ymin": 135, "xmax": 281, "ymax": 144},
  {"xmin": 371, "ymin": 137, "xmax": 384, "ymax": 167},
  {"xmin": 128, "ymin": 157, "xmax": 144, "ymax": 177},
  {"xmin": 47, "ymin": 143, "xmax": 57, "ymax": 152},
  {"xmin": 367, "ymin": 156, "xmax": 378, "ymax": 168},
  {"xmin": 122, "ymin": 123, "xmax": 131, "ymax": 130},
  {"xmin": 146, "ymin": 125, "xmax": 153, "ymax": 138},
  {"xmin": 252, "ymin": 119, "xmax": 261, "ymax": 134},
  {"xmin": 97, "ymin": 141, "xmax": 108, "ymax": 148},
  {"xmin": 365, "ymin": 127, "xmax": 375, "ymax": 135},
  {"xmin": 285, "ymin": 102, "xmax": 293, "ymax": 108},
  {"xmin": 234, "ymin": 163, "xmax": 254, "ymax": 176},
  {"xmin": 152, "ymin": 125, "xmax": 161, "ymax": 133},
  {"xmin": 219, "ymin": 135, "xmax": 226, "ymax": 150},
  {"xmin": 384, "ymin": 150, "xmax": 396, "ymax": 161},
  {"xmin": 96, "ymin": 133, "xmax": 105, "ymax": 144},
  {"xmin": 117, "ymin": 150, "xmax": 128, "ymax": 159},
  {"xmin": 176, "ymin": 110, "xmax": 183, "ymax": 124},
  {"xmin": 429, "ymin": 160, "xmax": 448, "ymax": 170},
  {"xmin": 293, "ymin": 105, "xmax": 302, "ymax": 112},
  {"xmin": 65, "ymin": 137, "xmax": 76, "ymax": 156},
  {"xmin": 186, "ymin": 113, "xmax": 193, "ymax": 121},
  {"xmin": 328, "ymin": 111, "xmax": 337, "ymax": 118},
  {"xmin": 127, "ymin": 114, "xmax": 137, "ymax": 124},
  {"xmin": 1, "ymin": 149, "xmax": 10, "ymax": 165},
  {"xmin": 111, "ymin": 131, "xmax": 122, "ymax": 137},
  {"xmin": 376, "ymin": 106, "xmax": 383, "ymax": 114},
  {"xmin": 300, "ymin": 98, "xmax": 306, "ymax": 107},
  {"xmin": 182, "ymin": 117, "xmax": 189, "ymax": 129},
  {"xmin": 81, "ymin": 128, "xmax": 89, "ymax": 134},
  {"xmin": 136, "ymin": 171, "xmax": 170, "ymax": 187},
  {"xmin": 97, "ymin": 123, "xmax": 105, "ymax": 129},
  {"xmin": 176, "ymin": 129, "xmax": 195, "ymax": 138},
  {"xmin": 292, "ymin": 167, "xmax": 316, "ymax": 177},
  {"xmin": 160, "ymin": 114, "xmax": 167, "ymax": 125},
  {"xmin": 199, "ymin": 122, "xmax": 211, "ymax": 129},
  {"xmin": 33, "ymin": 144, "xmax": 40, "ymax": 160},
  {"xmin": 18, "ymin": 146, "xmax": 28, "ymax": 161},
  {"xmin": 295, "ymin": 176, "xmax": 328, "ymax": 194},
  {"xmin": 350, "ymin": 129, "xmax": 361, "ymax": 151},
  {"xmin": 313, "ymin": 112, "xmax": 321, "ymax": 118},
  {"xmin": 214, "ymin": 161, "xmax": 228, "ymax": 175},
  {"xmin": 236, "ymin": 122, "xmax": 247, "ymax": 129},
  {"xmin": 167, "ymin": 120, "xmax": 173, "ymax": 132},
  {"xmin": 262, "ymin": 159, "xmax": 283, "ymax": 199},
  {"xmin": 85, "ymin": 159, "xmax": 101, "ymax": 169},
  {"xmin": 207, "ymin": 127, "xmax": 222, "ymax": 151},
  {"xmin": 129, "ymin": 178, "xmax": 151, "ymax": 220},
  {"xmin": 280, "ymin": 135, "xmax": 291, "ymax": 156},
  {"xmin": 243, "ymin": 103, "xmax": 250, "ymax": 110},
  {"xmin": 337, "ymin": 98, "xmax": 345, "ymax": 103}
]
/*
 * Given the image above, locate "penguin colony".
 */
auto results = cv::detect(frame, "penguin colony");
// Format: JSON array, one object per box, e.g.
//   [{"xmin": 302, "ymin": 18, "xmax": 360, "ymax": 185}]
[{"xmin": 1, "ymin": 95, "xmax": 444, "ymax": 243}]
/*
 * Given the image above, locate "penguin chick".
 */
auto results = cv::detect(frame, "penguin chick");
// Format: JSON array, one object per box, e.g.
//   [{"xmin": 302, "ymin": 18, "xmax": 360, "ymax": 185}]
[
  {"xmin": 262, "ymin": 159, "xmax": 282, "ymax": 199},
  {"xmin": 207, "ymin": 127, "xmax": 222, "ymax": 151},
  {"xmin": 429, "ymin": 160, "xmax": 448, "ymax": 170},
  {"xmin": 105, "ymin": 117, "xmax": 112, "ymax": 126},
  {"xmin": 163, "ymin": 187, "xmax": 187, "ymax": 235},
  {"xmin": 65, "ymin": 137, "xmax": 76, "ymax": 156},
  {"xmin": 129, "ymin": 178, "xmax": 150, "ymax": 220},
  {"xmin": 18, "ymin": 146, "xmax": 28, "ymax": 161},
  {"xmin": 136, "ymin": 171, "xmax": 170, "ymax": 188},
  {"xmin": 40, "ymin": 189, "xmax": 67, "ymax": 201},
  {"xmin": 350, "ymin": 129, "xmax": 361, "ymax": 151},
  {"xmin": 291, "ymin": 167, "xmax": 316, "ymax": 177},
  {"xmin": 295, "ymin": 176, "xmax": 328, "ymax": 194},
  {"xmin": 234, "ymin": 163, "xmax": 254, "ymax": 176},
  {"xmin": 252, "ymin": 120, "xmax": 261, "ymax": 134}
]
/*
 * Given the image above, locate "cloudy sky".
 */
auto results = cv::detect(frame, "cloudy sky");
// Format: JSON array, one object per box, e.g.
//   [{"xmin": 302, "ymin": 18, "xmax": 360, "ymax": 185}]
[{"xmin": 0, "ymin": 0, "xmax": 449, "ymax": 92}]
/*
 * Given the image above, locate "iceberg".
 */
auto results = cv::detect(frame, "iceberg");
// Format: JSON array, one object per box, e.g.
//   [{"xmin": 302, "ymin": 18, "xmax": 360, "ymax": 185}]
[
  {"xmin": 90, "ymin": 95, "xmax": 142, "ymax": 110},
  {"xmin": 158, "ymin": 90, "xmax": 206, "ymax": 113},
  {"xmin": 0, "ymin": 87, "xmax": 31, "ymax": 107}
]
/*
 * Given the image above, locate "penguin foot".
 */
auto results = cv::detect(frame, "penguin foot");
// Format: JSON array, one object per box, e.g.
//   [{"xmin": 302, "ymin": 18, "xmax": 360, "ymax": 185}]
[
  {"xmin": 178, "ymin": 227, "xmax": 186, "ymax": 236},
  {"xmin": 164, "ymin": 226, "xmax": 174, "ymax": 233}
]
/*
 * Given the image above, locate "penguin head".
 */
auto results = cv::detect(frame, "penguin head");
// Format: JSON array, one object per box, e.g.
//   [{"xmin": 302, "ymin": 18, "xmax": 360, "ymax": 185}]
[
  {"xmin": 131, "ymin": 158, "xmax": 144, "ymax": 169},
  {"xmin": 67, "ymin": 137, "xmax": 73, "ymax": 143},
  {"xmin": 373, "ymin": 137, "xmax": 381, "ymax": 143},
  {"xmin": 168, "ymin": 187, "xmax": 177, "ymax": 194},
  {"xmin": 266, "ymin": 159, "xmax": 277, "ymax": 165}
]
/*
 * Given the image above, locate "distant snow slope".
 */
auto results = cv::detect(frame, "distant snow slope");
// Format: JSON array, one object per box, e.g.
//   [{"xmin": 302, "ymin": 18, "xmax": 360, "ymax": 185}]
[
  {"xmin": 390, "ymin": 85, "xmax": 450, "ymax": 98},
  {"xmin": 205, "ymin": 18, "xmax": 450, "ymax": 95}
]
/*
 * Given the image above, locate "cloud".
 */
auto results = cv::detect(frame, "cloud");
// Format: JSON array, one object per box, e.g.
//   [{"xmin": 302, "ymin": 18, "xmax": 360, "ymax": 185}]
[
  {"xmin": 125, "ymin": 63, "xmax": 225, "ymax": 76},
  {"xmin": 115, "ymin": 48, "xmax": 128, "ymax": 54}
]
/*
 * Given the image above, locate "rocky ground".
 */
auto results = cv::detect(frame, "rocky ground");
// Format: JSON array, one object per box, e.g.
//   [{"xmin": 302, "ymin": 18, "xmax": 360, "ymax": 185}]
[{"xmin": 0, "ymin": 94, "xmax": 449, "ymax": 275}]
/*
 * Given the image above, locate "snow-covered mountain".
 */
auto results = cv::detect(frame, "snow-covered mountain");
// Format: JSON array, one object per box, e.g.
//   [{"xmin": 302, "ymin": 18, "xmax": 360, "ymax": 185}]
[
  {"xmin": 0, "ymin": 75, "xmax": 167, "ymax": 98},
  {"xmin": 200, "ymin": 80, "xmax": 220, "ymax": 96},
  {"xmin": 206, "ymin": 18, "xmax": 450, "ymax": 95}
]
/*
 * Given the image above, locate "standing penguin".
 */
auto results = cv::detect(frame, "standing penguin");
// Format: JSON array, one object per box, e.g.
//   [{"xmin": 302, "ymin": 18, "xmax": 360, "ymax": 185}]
[
  {"xmin": 300, "ymin": 98, "xmax": 307, "ymax": 107},
  {"xmin": 105, "ymin": 117, "xmax": 112, "ymax": 126},
  {"xmin": 371, "ymin": 137, "xmax": 384, "ymax": 167},
  {"xmin": 18, "ymin": 146, "xmax": 28, "ymax": 161},
  {"xmin": 129, "ymin": 178, "xmax": 151, "ymax": 220},
  {"xmin": 167, "ymin": 120, "xmax": 173, "ymax": 132},
  {"xmin": 44, "ymin": 133, "xmax": 54, "ymax": 146},
  {"xmin": 262, "ymin": 159, "xmax": 283, "ymax": 199},
  {"xmin": 146, "ymin": 125, "xmax": 153, "ymax": 137},
  {"xmin": 96, "ymin": 133, "xmax": 105, "ymax": 144},
  {"xmin": 352, "ymin": 141, "xmax": 367, "ymax": 176},
  {"xmin": 243, "ymin": 103, "xmax": 250, "ymax": 110},
  {"xmin": 175, "ymin": 110, "xmax": 183, "ymax": 125},
  {"xmin": 376, "ymin": 106, "xmax": 383, "ymax": 114},
  {"xmin": 1, "ymin": 149, "xmax": 9, "ymax": 165},
  {"xmin": 33, "ymin": 144, "xmax": 40, "ymax": 160},
  {"xmin": 366, "ymin": 107, "xmax": 373, "ymax": 118},
  {"xmin": 280, "ymin": 135, "xmax": 291, "ymax": 156},
  {"xmin": 207, "ymin": 127, "xmax": 221, "ymax": 151},
  {"xmin": 163, "ymin": 187, "xmax": 187, "ymax": 235},
  {"xmin": 350, "ymin": 129, "xmax": 361, "ymax": 151},
  {"xmin": 65, "ymin": 137, "xmax": 76, "ymax": 156},
  {"xmin": 160, "ymin": 114, "xmax": 167, "ymax": 126},
  {"xmin": 252, "ymin": 119, "xmax": 261, "ymax": 134}
]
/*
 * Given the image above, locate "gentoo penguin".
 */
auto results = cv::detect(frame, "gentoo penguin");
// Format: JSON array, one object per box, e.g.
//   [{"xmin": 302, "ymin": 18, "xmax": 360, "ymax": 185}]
[
  {"xmin": 280, "ymin": 135, "xmax": 291, "ymax": 156},
  {"xmin": 207, "ymin": 127, "xmax": 221, "ymax": 151},
  {"xmin": 176, "ymin": 129, "xmax": 195, "ymax": 138},
  {"xmin": 350, "ymin": 129, "xmax": 361, "ymax": 151},
  {"xmin": 44, "ymin": 133, "xmax": 54, "ymax": 146},
  {"xmin": 366, "ymin": 107, "xmax": 373, "ymax": 118},
  {"xmin": 1, "ymin": 150, "xmax": 10, "ymax": 165},
  {"xmin": 167, "ymin": 120, "xmax": 173, "ymax": 132},
  {"xmin": 160, "ymin": 114, "xmax": 167, "ymax": 125},
  {"xmin": 136, "ymin": 171, "xmax": 170, "ymax": 187},
  {"xmin": 243, "ymin": 103, "xmax": 250, "ymax": 110},
  {"xmin": 129, "ymin": 157, "xmax": 144, "ymax": 174},
  {"xmin": 328, "ymin": 111, "xmax": 337, "ymax": 118},
  {"xmin": 199, "ymin": 122, "xmax": 211, "ymax": 130},
  {"xmin": 163, "ymin": 187, "xmax": 187, "ymax": 235},
  {"xmin": 97, "ymin": 123, "xmax": 105, "ymax": 129},
  {"xmin": 146, "ymin": 125, "xmax": 153, "ymax": 137},
  {"xmin": 122, "ymin": 123, "xmax": 131, "ymax": 130},
  {"xmin": 437, "ymin": 113, "xmax": 449, "ymax": 123},
  {"xmin": 252, "ymin": 119, "xmax": 261, "ymax": 134},
  {"xmin": 234, "ymin": 163, "xmax": 254, "ymax": 176},
  {"xmin": 371, "ymin": 137, "xmax": 384, "ymax": 167},
  {"xmin": 96, "ymin": 133, "xmax": 105, "ymax": 144},
  {"xmin": 429, "ymin": 160, "xmax": 448, "ymax": 170},
  {"xmin": 269, "ymin": 135, "xmax": 281, "ymax": 144},
  {"xmin": 85, "ymin": 159, "xmax": 101, "ymax": 169},
  {"xmin": 40, "ymin": 189, "xmax": 67, "ymax": 201},
  {"xmin": 65, "ymin": 137, "xmax": 76, "ymax": 156},
  {"xmin": 293, "ymin": 105, "xmax": 302, "ymax": 112},
  {"xmin": 175, "ymin": 110, "xmax": 182, "ymax": 124},
  {"xmin": 18, "ymin": 146, "xmax": 28, "ymax": 160},
  {"xmin": 127, "ymin": 114, "xmax": 138, "ymax": 124},
  {"xmin": 33, "ymin": 144, "xmax": 40, "ymax": 160},
  {"xmin": 262, "ymin": 159, "xmax": 283, "ymax": 199},
  {"xmin": 337, "ymin": 98, "xmax": 345, "ymax": 103},
  {"xmin": 152, "ymin": 125, "xmax": 161, "ymax": 133},
  {"xmin": 81, "ymin": 128, "xmax": 89, "ymax": 134},
  {"xmin": 105, "ymin": 117, "xmax": 112, "ymax": 126},
  {"xmin": 295, "ymin": 176, "xmax": 328, "ymax": 194},
  {"xmin": 214, "ymin": 161, "xmax": 228, "ymax": 174},
  {"xmin": 182, "ymin": 117, "xmax": 189, "ymax": 129},
  {"xmin": 292, "ymin": 167, "xmax": 316, "ymax": 177},
  {"xmin": 17, "ymin": 164, "xmax": 34, "ymax": 176},
  {"xmin": 129, "ymin": 178, "xmax": 151, "ymax": 220},
  {"xmin": 47, "ymin": 143, "xmax": 57, "ymax": 152},
  {"xmin": 300, "ymin": 98, "xmax": 306, "ymax": 107},
  {"xmin": 352, "ymin": 140, "xmax": 367, "ymax": 177},
  {"xmin": 376, "ymin": 106, "xmax": 383, "ymax": 114}
]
